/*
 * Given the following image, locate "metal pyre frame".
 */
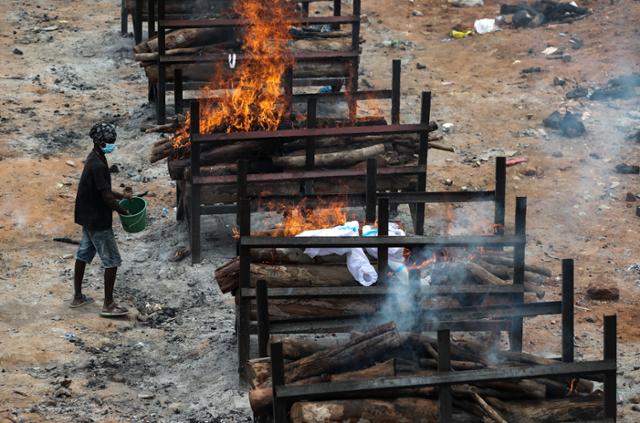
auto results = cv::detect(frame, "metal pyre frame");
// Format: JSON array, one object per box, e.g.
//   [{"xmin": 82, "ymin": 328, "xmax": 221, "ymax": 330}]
[
  {"xmin": 154, "ymin": 0, "xmax": 363, "ymax": 123},
  {"xmin": 235, "ymin": 194, "xmax": 559, "ymax": 377},
  {"xmin": 185, "ymin": 85, "xmax": 433, "ymax": 263},
  {"xmin": 268, "ymin": 314, "xmax": 617, "ymax": 422}
]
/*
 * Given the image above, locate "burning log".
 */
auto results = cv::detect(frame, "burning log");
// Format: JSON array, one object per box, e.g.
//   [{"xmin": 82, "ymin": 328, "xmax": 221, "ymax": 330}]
[
  {"xmin": 474, "ymin": 380, "xmax": 546, "ymax": 400},
  {"xmin": 251, "ymin": 248, "xmax": 346, "ymax": 266},
  {"xmin": 214, "ymin": 260, "xmax": 358, "ymax": 293},
  {"xmin": 272, "ymin": 144, "xmax": 386, "ymax": 169},
  {"xmin": 283, "ymin": 322, "xmax": 402, "ymax": 383},
  {"xmin": 474, "ymin": 259, "xmax": 548, "ymax": 285}
]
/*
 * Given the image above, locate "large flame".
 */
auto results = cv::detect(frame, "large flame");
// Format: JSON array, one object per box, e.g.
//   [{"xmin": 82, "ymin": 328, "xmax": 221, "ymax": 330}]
[
  {"xmin": 172, "ymin": 0, "xmax": 294, "ymax": 150},
  {"xmin": 267, "ymin": 197, "xmax": 349, "ymax": 237}
]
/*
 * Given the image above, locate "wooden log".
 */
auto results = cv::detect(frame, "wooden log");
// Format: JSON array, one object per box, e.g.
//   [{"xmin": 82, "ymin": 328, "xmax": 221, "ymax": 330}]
[
  {"xmin": 268, "ymin": 335, "xmax": 347, "ymax": 360},
  {"xmin": 246, "ymin": 357, "xmax": 271, "ymax": 389},
  {"xmin": 290, "ymin": 397, "xmax": 480, "ymax": 423},
  {"xmin": 143, "ymin": 61, "xmax": 350, "ymax": 83},
  {"xmin": 474, "ymin": 259, "xmax": 548, "ymax": 285},
  {"xmin": 486, "ymin": 395, "xmax": 605, "ymax": 422},
  {"xmin": 273, "ymin": 144, "xmax": 386, "ymax": 169},
  {"xmin": 479, "ymin": 255, "xmax": 553, "ymax": 277},
  {"xmin": 136, "ymin": 27, "xmax": 234, "ymax": 53},
  {"xmin": 284, "ymin": 322, "xmax": 402, "ymax": 383},
  {"xmin": 290, "ymin": 38, "xmax": 351, "ymax": 52},
  {"xmin": 249, "ymin": 359, "xmax": 396, "ymax": 416},
  {"xmin": 470, "ymin": 391, "xmax": 508, "ymax": 423},
  {"xmin": 252, "ymin": 297, "xmax": 380, "ymax": 320},
  {"xmin": 420, "ymin": 358, "xmax": 485, "ymax": 371},
  {"xmin": 473, "ymin": 380, "xmax": 546, "ymax": 400},
  {"xmin": 214, "ymin": 259, "xmax": 358, "ymax": 293}
]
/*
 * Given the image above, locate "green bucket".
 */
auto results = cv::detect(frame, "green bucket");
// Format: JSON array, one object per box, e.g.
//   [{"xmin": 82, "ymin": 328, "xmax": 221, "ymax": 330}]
[{"xmin": 118, "ymin": 197, "xmax": 148, "ymax": 233}]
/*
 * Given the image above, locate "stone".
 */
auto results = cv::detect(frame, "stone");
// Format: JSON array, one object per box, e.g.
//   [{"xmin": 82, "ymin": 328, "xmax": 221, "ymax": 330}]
[
  {"xmin": 138, "ymin": 392, "xmax": 155, "ymax": 400},
  {"xmin": 586, "ymin": 285, "xmax": 620, "ymax": 301},
  {"xmin": 626, "ymin": 192, "xmax": 637, "ymax": 202}
]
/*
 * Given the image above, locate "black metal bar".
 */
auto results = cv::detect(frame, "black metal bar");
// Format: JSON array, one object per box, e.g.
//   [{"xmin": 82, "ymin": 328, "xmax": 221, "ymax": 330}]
[
  {"xmin": 391, "ymin": 59, "xmax": 401, "ymax": 124},
  {"xmin": 156, "ymin": 0, "xmax": 166, "ymax": 124},
  {"xmin": 381, "ymin": 191, "xmax": 495, "ymax": 204},
  {"xmin": 284, "ymin": 67, "xmax": 294, "ymax": 115},
  {"xmin": 437, "ymin": 329, "xmax": 452, "ymax": 423},
  {"xmin": 241, "ymin": 284, "xmax": 524, "ymax": 300},
  {"xmin": 332, "ymin": 0, "xmax": 342, "ymax": 30},
  {"xmin": 603, "ymin": 314, "xmax": 617, "ymax": 420},
  {"xmin": 159, "ymin": 15, "xmax": 359, "ymax": 29},
  {"xmin": 236, "ymin": 160, "xmax": 248, "ymax": 255},
  {"xmin": 276, "ymin": 359, "xmax": 616, "ymax": 400},
  {"xmin": 304, "ymin": 98, "xmax": 317, "ymax": 195},
  {"xmin": 160, "ymin": 50, "xmax": 359, "ymax": 64},
  {"xmin": 192, "ymin": 123, "xmax": 431, "ymax": 143},
  {"xmin": 291, "ymin": 89, "xmax": 392, "ymax": 102},
  {"xmin": 415, "ymin": 91, "xmax": 431, "ymax": 235},
  {"xmin": 365, "ymin": 158, "xmax": 377, "ymax": 223},
  {"xmin": 238, "ymin": 198, "xmax": 251, "ymax": 374},
  {"xmin": 271, "ymin": 342, "xmax": 287, "ymax": 423},
  {"xmin": 134, "ymin": 0, "xmax": 143, "ymax": 44},
  {"xmin": 147, "ymin": 0, "xmax": 155, "ymax": 38},
  {"xmin": 302, "ymin": 1, "xmax": 310, "ymax": 17},
  {"xmin": 189, "ymin": 101, "xmax": 201, "ymax": 263},
  {"xmin": 494, "ymin": 157, "xmax": 506, "ymax": 234},
  {"xmin": 562, "ymin": 258, "xmax": 575, "ymax": 363},
  {"xmin": 174, "ymin": 68, "xmax": 183, "ymax": 115},
  {"xmin": 194, "ymin": 164, "xmax": 426, "ymax": 185},
  {"xmin": 241, "ymin": 234, "xmax": 525, "ymax": 249},
  {"xmin": 510, "ymin": 196, "xmax": 527, "ymax": 352},
  {"xmin": 261, "ymin": 319, "xmax": 513, "ymax": 335},
  {"xmin": 121, "ymin": 0, "xmax": 128, "ymax": 35},
  {"xmin": 377, "ymin": 198, "xmax": 389, "ymax": 276},
  {"xmin": 348, "ymin": 0, "xmax": 360, "ymax": 120},
  {"xmin": 256, "ymin": 279, "xmax": 269, "ymax": 357}
]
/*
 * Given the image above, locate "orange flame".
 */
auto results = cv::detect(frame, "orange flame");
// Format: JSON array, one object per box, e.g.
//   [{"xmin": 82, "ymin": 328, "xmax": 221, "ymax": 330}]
[
  {"xmin": 172, "ymin": 0, "xmax": 295, "ymax": 150},
  {"xmin": 267, "ymin": 197, "xmax": 348, "ymax": 237}
]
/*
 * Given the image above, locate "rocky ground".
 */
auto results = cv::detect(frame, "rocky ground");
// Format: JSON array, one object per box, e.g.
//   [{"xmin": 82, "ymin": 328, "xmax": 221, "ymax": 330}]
[{"xmin": 1, "ymin": 0, "xmax": 639, "ymax": 422}]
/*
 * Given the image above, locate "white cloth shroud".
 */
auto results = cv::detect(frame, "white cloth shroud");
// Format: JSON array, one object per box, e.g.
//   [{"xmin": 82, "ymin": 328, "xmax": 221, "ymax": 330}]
[
  {"xmin": 296, "ymin": 221, "xmax": 378, "ymax": 286},
  {"xmin": 363, "ymin": 223, "xmax": 408, "ymax": 283}
]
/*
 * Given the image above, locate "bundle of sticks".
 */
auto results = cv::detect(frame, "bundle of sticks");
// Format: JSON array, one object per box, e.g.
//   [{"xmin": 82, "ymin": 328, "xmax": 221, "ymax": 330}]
[
  {"xmin": 213, "ymin": 248, "xmax": 552, "ymax": 319},
  {"xmin": 247, "ymin": 322, "xmax": 602, "ymax": 422}
]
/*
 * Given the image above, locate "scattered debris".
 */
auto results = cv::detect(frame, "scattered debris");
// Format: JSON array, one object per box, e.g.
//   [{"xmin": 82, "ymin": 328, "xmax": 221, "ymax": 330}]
[
  {"xmin": 566, "ymin": 85, "xmax": 588, "ymax": 99},
  {"xmin": 553, "ymin": 76, "xmax": 566, "ymax": 86},
  {"xmin": 506, "ymin": 157, "xmax": 528, "ymax": 167},
  {"xmin": 474, "ymin": 19, "xmax": 499, "ymax": 34},
  {"xmin": 65, "ymin": 160, "xmax": 75, "ymax": 167},
  {"xmin": 449, "ymin": 0, "xmax": 484, "ymax": 6},
  {"xmin": 442, "ymin": 123, "xmax": 454, "ymax": 133},
  {"xmin": 13, "ymin": 48, "xmax": 23, "ymax": 55},
  {"xmin": 500, "ymin": 1, "xmax": 591, "ymax": 29},
  {"xmin": 449, "ymin": 29, "xmax": 473, "ymax": 39},
  {"xmin": 586, "ymin": 285, "xmax": 620, "ymax": 302},
  {"xmin": 169, "ymin": 246, "xmax": 191, "ymax": 263},
  {"xmin": 542, "ymin": 47, "xmax": 558, "ymax": 55},
  {"xmin": 569, "ymin": 36, "xmax": 583, "ymax": 49},
  {"xmin": 542, "ymin": 111, "xmax": 585, "ymax": 137},
  {"xmin": 52, "ymin": 237, "xmax": 80, "ymax": 245},
  {"xmin": 614, "ymin": 163, "xmax": 640, "ymax": 175},
  {"xmin": 625, "ymin": 192, "xmax": 637, "ymax": 202},
  {"xmin": 416, "ymin": 62, "xmax": 427, "ymax": 70},
  {"xmin": 522, "ymin": 66, "xmax": 543, "ymax": 74}
]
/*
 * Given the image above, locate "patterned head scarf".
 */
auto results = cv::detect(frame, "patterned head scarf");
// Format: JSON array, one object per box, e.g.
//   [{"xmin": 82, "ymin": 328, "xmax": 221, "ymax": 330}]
[{"xmin": 89, "ymin": 122, "xmax": 117, "ymax": 144}]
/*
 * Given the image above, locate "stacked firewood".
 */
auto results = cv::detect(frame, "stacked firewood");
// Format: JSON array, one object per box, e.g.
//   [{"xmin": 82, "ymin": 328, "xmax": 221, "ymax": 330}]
[
  {"xmin": 214, "ymin": 248, "xmax": 552, "ymax": 319},
  {"xmin": 247, "ymin": 322, "xmax": 603, "ymax": 422}
]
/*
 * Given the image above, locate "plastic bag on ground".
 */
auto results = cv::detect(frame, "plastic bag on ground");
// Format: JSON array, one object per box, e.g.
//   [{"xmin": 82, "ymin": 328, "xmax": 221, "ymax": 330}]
[{"xmin": 474, "ymin": 18, "xmax": 498, "ymax": 34}]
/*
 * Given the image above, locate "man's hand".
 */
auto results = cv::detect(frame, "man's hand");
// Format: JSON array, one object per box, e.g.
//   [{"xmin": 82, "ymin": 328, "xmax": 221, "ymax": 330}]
[{"xmin": 123, "ymin": 187, "xmax": 133, "ymax": 199}]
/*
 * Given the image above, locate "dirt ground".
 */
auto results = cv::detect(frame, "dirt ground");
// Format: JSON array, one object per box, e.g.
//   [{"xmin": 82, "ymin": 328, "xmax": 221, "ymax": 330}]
[{"xmin": 1, "ymin": 0, "xmax": 639, "ymax": 422}]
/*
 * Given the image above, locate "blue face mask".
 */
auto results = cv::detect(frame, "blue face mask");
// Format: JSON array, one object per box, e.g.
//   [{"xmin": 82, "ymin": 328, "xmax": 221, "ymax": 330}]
[{"xmin": 101, "ymin": 143, "xmax": 117, "ymax": 154}]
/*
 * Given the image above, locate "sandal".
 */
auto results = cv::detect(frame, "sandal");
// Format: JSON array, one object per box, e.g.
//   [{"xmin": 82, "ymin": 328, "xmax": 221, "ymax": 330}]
[
  {"xmin": 100, "ymin": 303, "xmax": 128, "ymax": 317},
  {"xmin": 69, "ymin": 294, "xmax": 95, "ymax": 308}
]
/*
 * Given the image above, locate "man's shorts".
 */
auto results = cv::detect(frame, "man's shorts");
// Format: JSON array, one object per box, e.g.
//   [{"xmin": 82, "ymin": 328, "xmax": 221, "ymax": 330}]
[{"xmin": 75, "ymin": 227, "xmax": 122, "ymax": 268}]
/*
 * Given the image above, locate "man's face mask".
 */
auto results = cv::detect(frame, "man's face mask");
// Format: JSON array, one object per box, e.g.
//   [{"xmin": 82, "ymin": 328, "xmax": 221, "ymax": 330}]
[{"xmin": 101, "ymin": 143, "xmax": 117, "ymax": 154}]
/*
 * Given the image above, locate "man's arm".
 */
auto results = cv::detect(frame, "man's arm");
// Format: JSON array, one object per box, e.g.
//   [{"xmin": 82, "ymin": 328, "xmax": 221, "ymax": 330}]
[
  {"xmin": 112, "ymin": 186, "xmax": 132, "ymax": 200},
  {"xmin": 101, "ymin": 190, "xmax": 129, "ymax": 215}
]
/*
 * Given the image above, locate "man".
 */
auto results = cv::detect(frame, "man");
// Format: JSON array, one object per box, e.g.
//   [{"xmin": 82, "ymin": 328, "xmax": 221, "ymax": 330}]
[{"xmin": 70, "ymin": 122, "xmax": 131, "ymax": 317}]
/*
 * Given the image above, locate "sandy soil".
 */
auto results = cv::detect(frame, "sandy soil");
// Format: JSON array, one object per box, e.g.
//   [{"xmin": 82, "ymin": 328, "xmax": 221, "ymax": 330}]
[{"xmin": 1, "ymin": 0, "xmax": 639, "ymax": 422}]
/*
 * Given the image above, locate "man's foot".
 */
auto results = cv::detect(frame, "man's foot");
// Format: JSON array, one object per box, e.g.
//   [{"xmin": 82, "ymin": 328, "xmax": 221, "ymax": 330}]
[
  {"xmin": 99, "ymin": 302, "xmax": 128, "ymax": 317},
  {"xmin": 69, "ymin": 294, "xmax": 95, "ymax": 308}
]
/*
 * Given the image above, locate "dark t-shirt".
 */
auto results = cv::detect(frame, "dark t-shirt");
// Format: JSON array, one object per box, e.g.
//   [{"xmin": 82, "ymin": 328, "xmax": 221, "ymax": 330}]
[{"xmin": 74, "ymin": 149, "xmax": 112, "ymax": 230}]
